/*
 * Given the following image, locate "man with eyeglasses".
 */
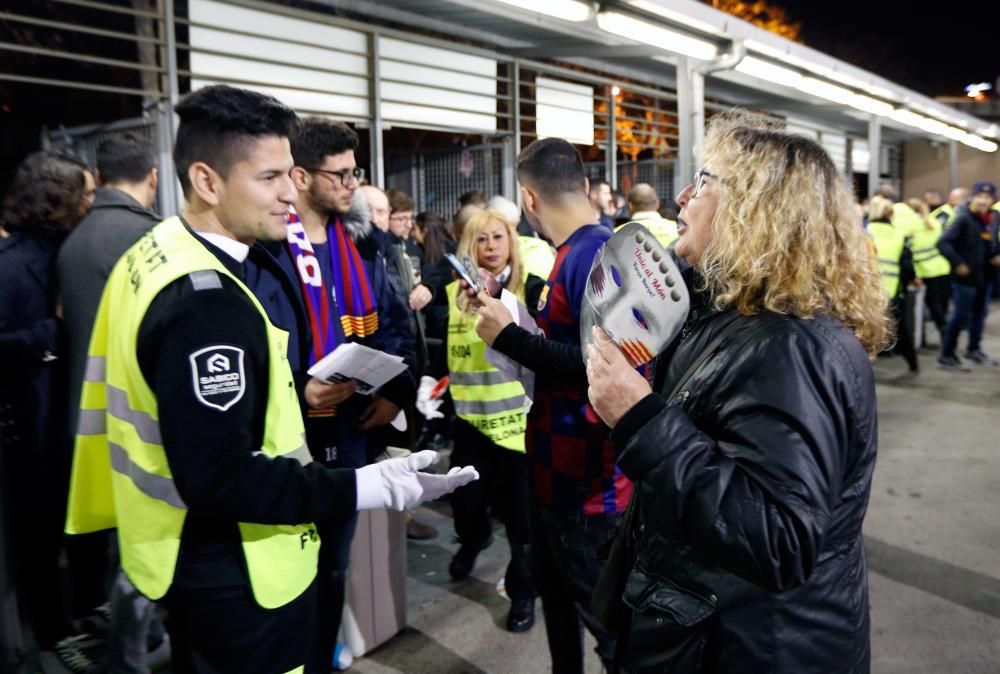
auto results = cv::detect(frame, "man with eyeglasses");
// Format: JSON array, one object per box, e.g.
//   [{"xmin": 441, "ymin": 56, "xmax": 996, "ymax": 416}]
[
  {"xmin": 386, "ymin": 190, "xmax": 434, "ymax": 314},
  {"xmin": 244, "ymin": 116, "xmax": 419, "ymax": 672},
  {"xmin": 385, "ymin": 189, "xmax": 433, "ymax": 377}
]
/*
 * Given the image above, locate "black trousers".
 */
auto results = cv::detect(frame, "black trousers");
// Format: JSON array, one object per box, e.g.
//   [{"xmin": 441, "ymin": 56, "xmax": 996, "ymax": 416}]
[
  {"xmin": 162, "ymin": 581, "xmax": 315, "ymax": 674},
  {"xmin": 923, "ymin": 275, "xmax": 950, "ymax": 334},
  {"xmin": 450, "ymin": 418, "xmax": 536, "ymax": 601},
  {"xmin": 891, "ymin": 295, "xmax": 919, "ymax": 371},
  {"xmin": 530, "ymin": 499, "xmax": 621, "ymax": 674}
]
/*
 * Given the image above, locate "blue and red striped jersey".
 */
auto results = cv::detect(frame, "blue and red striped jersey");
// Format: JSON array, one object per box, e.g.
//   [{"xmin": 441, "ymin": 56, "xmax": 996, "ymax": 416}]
[{"xmin": 529, "ymin": 224, "xmax": 633, "ymax": 515}]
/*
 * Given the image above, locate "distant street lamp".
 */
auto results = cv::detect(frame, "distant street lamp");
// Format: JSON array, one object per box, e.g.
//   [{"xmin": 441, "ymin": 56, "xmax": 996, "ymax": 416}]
[{"xmin": 965, "ymin": 82, "xmax": 992, "ymax": 101}]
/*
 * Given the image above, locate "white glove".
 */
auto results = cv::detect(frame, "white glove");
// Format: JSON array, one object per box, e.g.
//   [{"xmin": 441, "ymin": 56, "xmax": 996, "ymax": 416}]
[
  {"xmin": 355, "ymin": 450, "xmax": 479, "ymax": 511},
  {"xmin": 416, "ymin": 375, "xmax": 447, "ymax": 420}
]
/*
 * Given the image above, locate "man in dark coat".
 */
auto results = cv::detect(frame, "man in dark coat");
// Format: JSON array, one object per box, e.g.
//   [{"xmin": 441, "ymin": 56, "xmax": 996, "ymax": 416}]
[
  {"xmin": 936, "ymin": 180, "xmax": 1000, "ymax": 370},
  {"xmin": 56, "ymin": 133, "xmax": 165, "ymax": 672}
]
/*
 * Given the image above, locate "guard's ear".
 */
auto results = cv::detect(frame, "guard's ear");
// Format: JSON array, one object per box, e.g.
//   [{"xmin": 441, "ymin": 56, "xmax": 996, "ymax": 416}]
[{"xmin": 188, "ymin": 162, "xmax": 223, "ymax": 207}]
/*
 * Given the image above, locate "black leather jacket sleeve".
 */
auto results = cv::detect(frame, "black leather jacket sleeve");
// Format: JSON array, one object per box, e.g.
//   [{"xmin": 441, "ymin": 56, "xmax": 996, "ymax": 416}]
[{"xmin": 613, "ymin": 322, "xmax": 852, "ymax": 592}]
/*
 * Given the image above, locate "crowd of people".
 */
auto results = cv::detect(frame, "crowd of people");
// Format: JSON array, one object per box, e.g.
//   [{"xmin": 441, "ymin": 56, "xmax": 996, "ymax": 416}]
[
  {"xmin": 862, "ymin": 181, "xmax": 1000, "ymax": 374},
  {"xmin": 0, "ymin": 84, "xmax": 996, "ymax": 674}
]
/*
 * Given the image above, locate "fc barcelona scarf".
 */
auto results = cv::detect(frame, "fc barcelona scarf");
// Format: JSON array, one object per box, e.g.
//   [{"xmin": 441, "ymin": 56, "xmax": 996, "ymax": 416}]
[{"xmin": 286, "ymin": 209, "xmax": 379, "ymax": 415}]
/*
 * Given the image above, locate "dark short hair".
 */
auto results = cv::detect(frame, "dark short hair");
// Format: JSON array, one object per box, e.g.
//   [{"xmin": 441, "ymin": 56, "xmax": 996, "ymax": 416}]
[
  {"xmin": 97, "ymin": 132, "xmax": 156, "ymax": 184},
  {"xmin": 387, "ymin": 189, "xmax": 415, "ymax": 214},
  {"xmin": 589, "ymin": 179, "xmax": 611, "ymax": 195},
  {"xmin": 290, "ymin": 117, "xmax": 359, "ymax": 170},
  {"xmin": 517, "ymin": 138, "xmax": 586, "ymax": 201},
  {"xmin": 459, "ymin": 190, "xmax": 487, "ymax": 208},
  {"xmin": 1, "ymin": 151, "xmax": 89, "ymax": 238},
  {"xmin": 173, "ymin": 85, "xmax": 299, "ymax": 198}
]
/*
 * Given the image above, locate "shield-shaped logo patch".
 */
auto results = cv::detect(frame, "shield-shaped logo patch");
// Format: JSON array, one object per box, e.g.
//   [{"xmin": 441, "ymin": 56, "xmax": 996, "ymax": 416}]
[{"xmin": 189, "ymin": 345, "xmax": 246, "ymax": 411}]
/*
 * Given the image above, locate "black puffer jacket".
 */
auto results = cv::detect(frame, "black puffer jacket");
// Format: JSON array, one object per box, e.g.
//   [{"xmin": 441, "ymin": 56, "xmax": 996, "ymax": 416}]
[
  {"xmin": 937, "ymin": 204, "xmax": 999, "ymax": 287},
  {"xmin": 608, "ymin": 293, "xmax": 877, "ymax": 673}
]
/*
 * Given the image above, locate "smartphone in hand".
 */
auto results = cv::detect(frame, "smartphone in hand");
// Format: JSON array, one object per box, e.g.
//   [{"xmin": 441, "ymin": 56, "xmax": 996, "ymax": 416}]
[{"xmin": 445, "ymin": 253, "xmax": 484, "ymax": 294}]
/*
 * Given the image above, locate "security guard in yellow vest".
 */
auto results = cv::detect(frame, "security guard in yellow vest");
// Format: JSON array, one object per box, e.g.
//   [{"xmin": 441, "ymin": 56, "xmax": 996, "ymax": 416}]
[
  {"xmin": 903, "ymin": 200, "xmax": 952, "ymax": 337},
  {"xmin": 930, "ymin": 202, "xmax": 956, "ymax": 228},
  {"xmin": 64, "ymin": 85, "xmax": 476, "ymax": 674},
  {"xmin": 620, "ymin": 182, "xmax": 678, "ymax": 247},
  {"xmin": 933, "ymin": 186, "xmax": 970, "ymax": 227},
  {"xmin": 444, "ymin": 208, "xmax": 543, "ymax": 634},
  {"xmin": 868, "ymin": 217, "xmax": 905, "ymax": 299},
  {"xmin": 868, "ymin": 196, "xmax": 919, "ymax": 372}
]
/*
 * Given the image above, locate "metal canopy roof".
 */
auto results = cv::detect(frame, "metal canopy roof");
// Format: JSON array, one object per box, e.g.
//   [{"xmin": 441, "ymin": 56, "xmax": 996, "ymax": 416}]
[{"xmin": 320, "ymin": 0, "xmax": 995, "ymax": 146}]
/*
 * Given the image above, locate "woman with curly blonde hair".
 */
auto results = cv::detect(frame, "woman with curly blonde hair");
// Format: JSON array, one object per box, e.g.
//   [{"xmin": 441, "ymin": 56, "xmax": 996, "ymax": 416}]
[{"xmin": 586, "ymin": 111, "xmax": 889, "ymax": 673}]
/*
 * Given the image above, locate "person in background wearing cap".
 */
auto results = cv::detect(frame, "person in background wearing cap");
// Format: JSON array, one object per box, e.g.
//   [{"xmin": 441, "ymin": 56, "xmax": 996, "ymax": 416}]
[{"xmin": 936, "ymin": 180, "xmax": 1000, "ymax": 370}]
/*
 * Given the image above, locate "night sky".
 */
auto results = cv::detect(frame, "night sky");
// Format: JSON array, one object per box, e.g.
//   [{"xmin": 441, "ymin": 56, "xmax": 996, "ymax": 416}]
[{"xmin": 772, "ymin": 1, "xmax": 999, "ymax": 98}]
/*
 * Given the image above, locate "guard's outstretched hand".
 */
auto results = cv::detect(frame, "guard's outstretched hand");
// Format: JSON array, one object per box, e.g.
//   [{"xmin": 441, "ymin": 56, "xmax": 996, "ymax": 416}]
[{"xmin": 356, "ymin": 450, "xmax": 479, "ymax": 511}]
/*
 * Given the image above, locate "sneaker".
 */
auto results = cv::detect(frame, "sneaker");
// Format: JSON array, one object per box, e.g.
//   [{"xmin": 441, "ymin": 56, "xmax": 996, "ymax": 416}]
[
  {"xmin": 937, "ymin": 355, "xmax": 972, "ymax": 372},
  {"xmin": 53, "ymin": 634, "xmax": 105, "ymax": 674},
  {"xmin": 332, "ymin": 643, "xmax": 353, "ymax": 671},
  {"xmin": 963, "ymin": 350, "xmax": 999, "ymax": 367}
]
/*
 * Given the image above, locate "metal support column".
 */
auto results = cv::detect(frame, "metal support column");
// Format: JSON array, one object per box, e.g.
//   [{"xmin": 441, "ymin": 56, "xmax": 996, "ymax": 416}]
[
  {"xmin": 948, "ymin": 140, "xmax": 959, "ymax": 190},
  {"xmin": 369, "ymin": 33, "xmax": 385, "ymax": 188},
  {"xmin": 502, "ymin": 137, "xmax": 515, "ymax": 200},
  {"xmin": 675, "ymin": 57, "xmax": 703, "ymax": 197},
  {"xmin": 867, "ymin": 115, "xmax": 881, "ymax": 198},
  {"xmin": 513, "ymin": 62, "xmax": 521, "ymax": 156},
  {"xmin": 503, "ymin": 62, "xmax": 520, "ymax": 200},
  {"xmin": 158, "ymin": 0, "xmax": 180, "ymax": 215},
  {"xmin": 505, "ymin": 61, "xmax": 521, "ymax": 206},
  {"xmin": 607, "ymin": 87, "xmax": 617, "ymax": 189}
]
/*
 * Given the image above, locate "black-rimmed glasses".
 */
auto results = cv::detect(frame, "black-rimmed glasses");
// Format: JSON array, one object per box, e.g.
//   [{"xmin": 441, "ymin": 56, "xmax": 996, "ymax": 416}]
[{"xmin": 307, "ymin": 166, "xmax": 365, "ymax": 187}]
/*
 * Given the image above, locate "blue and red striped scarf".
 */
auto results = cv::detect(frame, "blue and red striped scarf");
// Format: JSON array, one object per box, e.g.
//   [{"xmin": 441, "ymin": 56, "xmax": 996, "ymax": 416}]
[{"xmin": 285, "ymin": 208, "xmax": 379, "ymax": 369}]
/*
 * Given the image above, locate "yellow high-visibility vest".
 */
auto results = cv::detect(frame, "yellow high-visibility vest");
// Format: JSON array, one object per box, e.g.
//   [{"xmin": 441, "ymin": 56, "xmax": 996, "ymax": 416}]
[
  {"xmin": 518, "ymin": 235, "xmax": 555, "ymax": 280},
  {"xmin": 446, "ymin": 281, "xmax": 527, "ymax": 452},
  {"xmin": 66, "ymin": 217, "xmax": 318, "ymax": 609},
  {"xmin": 616, "ymin": 213, "xmax": 679, "ymax": 247},
  {"xmin": 867, "ymin": 220, "xmax": 905, "ymax": 298}
]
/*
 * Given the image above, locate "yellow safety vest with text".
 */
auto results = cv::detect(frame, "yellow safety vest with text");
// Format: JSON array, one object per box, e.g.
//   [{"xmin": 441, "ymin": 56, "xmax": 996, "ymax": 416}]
[
  {"xmin": 867, "ymin": 220, "xmax": 905, "ymax": 298},
  {"xmin": 65, "ymin": 216, "xmax": 318, "ymax": 610},
  {"xmin": 446, "ymin": 281, "xmax": 527, "ymax": 452}
]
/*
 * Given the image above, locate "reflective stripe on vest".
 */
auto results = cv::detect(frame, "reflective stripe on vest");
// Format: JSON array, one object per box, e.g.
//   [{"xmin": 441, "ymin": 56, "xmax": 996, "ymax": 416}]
[
  {"xmin": 65, "ymin": 216, "xmax": 317, "ymax": 610},
  {"xmin": 867, "ymin": 221, "xmax": 905, "ymax": 298},
  {"xmin": 446, "ymin": 281, "xmax": 527, "ymax": 452}
]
